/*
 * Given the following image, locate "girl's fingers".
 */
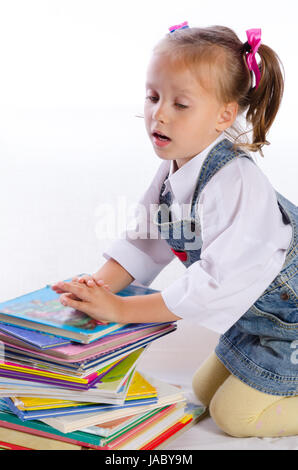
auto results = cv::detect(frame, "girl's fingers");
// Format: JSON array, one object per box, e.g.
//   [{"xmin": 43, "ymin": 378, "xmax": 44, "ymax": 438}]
[
  {"xmin": 60, "ymin": 293, "xmax": 84, "ymax": 310},
  {"xmin": 56, "ymin": 281, "xmax": 89, "ymax": 301},
  {"xmin": 51, "ymin": 284, "xmax": 70, "ymax": 294},
  {"xmin": 93, "ymin": 278, "xmax": 110, "ymax": 290},
  {"xmin": 52, "ymin": 277, "xmax": 110, "ymax": 294},
  {"xmin": 63, "ymin": 292, "xmax": 82, "ymax": 301},
  {"xmin": 78, "ymin": 275, "xmax": 92, "ymax": 284}
]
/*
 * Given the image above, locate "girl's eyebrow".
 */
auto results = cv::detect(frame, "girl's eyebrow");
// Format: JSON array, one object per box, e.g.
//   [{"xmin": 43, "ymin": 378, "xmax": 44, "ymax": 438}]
[{"xmin": 145, "ymin": 83, "xmax": 194, "ymax": 97}]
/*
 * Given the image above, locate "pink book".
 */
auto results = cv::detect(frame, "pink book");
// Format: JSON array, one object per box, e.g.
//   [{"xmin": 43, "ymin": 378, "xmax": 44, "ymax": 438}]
[
  {"xmin": 1, "ymin": 324, "xmax": 175, "ymax": 364},
  {"xmin": 105, "ymin": 404, "xmax": 177, "ymax": 449}
]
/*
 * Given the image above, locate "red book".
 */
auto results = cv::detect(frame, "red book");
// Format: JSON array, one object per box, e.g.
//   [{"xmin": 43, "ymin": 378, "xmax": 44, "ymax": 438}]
[
  {"xmin": 0, "ymin": 440, "xmax": 32, "ymax": 450},
  {"xmin": 140, "ymin": 416, "xmax": 193, "ymax": 450}
]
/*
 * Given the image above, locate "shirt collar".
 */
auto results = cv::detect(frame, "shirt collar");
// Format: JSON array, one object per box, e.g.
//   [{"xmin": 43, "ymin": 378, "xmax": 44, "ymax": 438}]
[{"xmin": 162, "ymin": 133, "xmax": 226, "ymax": 204}]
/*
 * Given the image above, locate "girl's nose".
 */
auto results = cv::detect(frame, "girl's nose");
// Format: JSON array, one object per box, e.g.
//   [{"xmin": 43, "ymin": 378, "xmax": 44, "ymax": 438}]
[{"xmin": 153, "ymin": 103, "xmax": 168, "ymax": 123}]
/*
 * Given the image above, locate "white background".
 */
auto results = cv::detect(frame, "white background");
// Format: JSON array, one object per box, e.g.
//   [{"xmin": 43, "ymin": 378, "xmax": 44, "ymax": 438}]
[{"xmin": 0, "ymin": 0, "xmax": 297, "ymax": 397}]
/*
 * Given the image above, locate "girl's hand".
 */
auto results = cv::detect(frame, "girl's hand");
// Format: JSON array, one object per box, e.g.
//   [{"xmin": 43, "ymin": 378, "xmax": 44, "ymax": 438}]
[
  {"xmin": 72, "ymin": 274, "xmax": 111, "ymax": 291},
  {"xmin": 51, "ymin": 275, "xmax": 111, "ymax": 300},
  {"xmin": 55, "ymin": 280, "xmax": 123, "ymax": 324}
]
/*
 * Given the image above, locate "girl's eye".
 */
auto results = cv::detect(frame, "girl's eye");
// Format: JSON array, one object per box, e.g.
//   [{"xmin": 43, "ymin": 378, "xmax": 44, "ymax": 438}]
[
  {"xmin": 145, "ymin": 96, "xmax": 158, "ymax": 102},
  {"xmin": 145, "ymin": 96, "xmax": 188, "ymax": 109}
]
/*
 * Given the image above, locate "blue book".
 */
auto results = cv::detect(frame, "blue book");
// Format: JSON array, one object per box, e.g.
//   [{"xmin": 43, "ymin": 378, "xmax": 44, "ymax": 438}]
[
  {"xmin": 0, "ymin": 279, "xmax": 160, "ymax": 345},
  {"xmin": 3, "ymin": 396, "xmax": 158, "ymax": 421},
  {"xmin": 0, "ymin": 282, "xmax": 125, "ymax": 344},
  {"xmin": 0, "ymin": 323, "xmax": 71, "ymax": 349}
]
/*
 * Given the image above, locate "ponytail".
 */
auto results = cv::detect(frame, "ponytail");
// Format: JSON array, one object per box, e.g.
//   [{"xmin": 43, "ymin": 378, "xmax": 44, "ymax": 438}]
[{"xmin": 238, "ymin": 43, "xmax": 285, "ymax": 156}]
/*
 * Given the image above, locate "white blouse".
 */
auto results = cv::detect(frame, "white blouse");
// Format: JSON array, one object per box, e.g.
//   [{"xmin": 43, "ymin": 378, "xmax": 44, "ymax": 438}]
[{"xmin": 103, "ymin": 134, "xmax": 293, "ymax": 334}]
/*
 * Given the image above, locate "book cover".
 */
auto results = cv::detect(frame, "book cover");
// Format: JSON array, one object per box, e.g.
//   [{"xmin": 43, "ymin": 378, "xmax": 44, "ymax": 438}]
[
  {"xmin": 41, "ymin": 376, "xmax": 186, "ymax": 433},
  {"xmin": 0, "ymin": 347, "xmax": 145, "ymax": 393},
  {"xmin": 0, "ymin": 439, "xmax": 32, "ymax": 450},
  {"xmin": 3, "ymin": 395, "xmax": 158, "ymax": 422},
  {"xmin": 0, "ymin": 283, "xmax": 125, "ymax": 344},
  {"xmin": 0, "ymin": 322, "xmax": 176, "ymax": 365},
  {"xmin": 0, "ymin": 426, "xmax": 83, "ymax": 450},
  {"xmin": 0, "ymin": 405, "xmax": 173, "ymax": 450},
  {"xmin": 0, "ymin": 323, "xmax": 71, "ymax": 349},
  {"xmin": 0, "ymin": 399, "xmax": 106, "ymax": 447},
  {"xmin": 108, "ymin": 403, "xmax": 186, "ymax": 450},
  {"xmin": 9, "ymin": 371, "xmax": 156, "ymax": 412},
  {"xmin": 146, "ymin": 403, "xmax": 208, "ymax": 450}
]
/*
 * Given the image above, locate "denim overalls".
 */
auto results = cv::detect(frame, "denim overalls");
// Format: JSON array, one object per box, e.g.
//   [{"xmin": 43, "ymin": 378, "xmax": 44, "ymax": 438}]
[{"xmin": 153, "ymin": 138, "xmax": 298, "ymax": 396}]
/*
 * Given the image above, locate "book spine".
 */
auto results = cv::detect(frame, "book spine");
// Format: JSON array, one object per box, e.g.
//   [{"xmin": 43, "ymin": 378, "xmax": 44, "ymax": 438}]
[
  {"xmin": 0, "ymin": 439, "xmax": 32, "ymax": 450},
  {"xmin": 105, "ymin": 404, "xmax": 177, "ymax": 450},
  {"xmin": 140, "ymin": 415, "xmax": 193, "ymax": 450},
  {"xmin": 0, "ymin": 420, "xmax": 105, "ymax": 450}
]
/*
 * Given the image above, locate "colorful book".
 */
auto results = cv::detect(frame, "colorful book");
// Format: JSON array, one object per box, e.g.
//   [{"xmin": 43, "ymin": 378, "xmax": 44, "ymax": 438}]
[
  {"xmin": 105, "ymin": 402, "xmax": 186, "ymax": 450},
  {"xmin": 0, "ymin": 322, "xmax": 176, "ymax": 367},
  {"xmin": 0, "ymin": 408, "xmax": 106, "ymax": 449},
  {"xmin": 0, "ymin": 345, "xmax": 145, "ymax": 391},
  {"xmin": 2, "ymin": 366, "xmax": 156, "ymax": 421},
  {"xmin": 40, "ymin": 376, "xmax": 186, "ymax": 433},
  {"xmin": 0, "ymin": 369, "xmax": 153, "ymax": 406},
  {"xmin": 0, "ymin": 426, "xmax": 83, "ymax": 450},
  {"xmin": 0, "ymin": 401, "xmax": 206, "ymax": 450},
  {"xmin": 0, "ymin": 439, "xmax": 32, "ymax": 450},
  {"xmin": 7, "ymin": 371, "xmax": 157, "ymax": 413},
  {"xmin": 0, "ymin": 404, "xmax": 170, "ymax": 449},
  {"xmin": 142, "ymin": 403, "xmax": 208, "ymax": 450},
  {"xmin": 0, "ymin": 323, "xmax": 71, "ymax": 350},
  {"xmin": 0, "ymin": 283, "xmax": 124, "ymax": 344},
  {"xmin": 0, "ymin": 282, "xmax": 167, "ymax": 344},
  {"xmin": 0, "ymin": 348, "xmax": 147, "ymax": 404},
  {"xmin": 3, "ymin": 395, "xmax": 157, "ymax": 422},
  {"xmin": 80, "ymin": 411, "xmax": 148, "ymax": 438}
]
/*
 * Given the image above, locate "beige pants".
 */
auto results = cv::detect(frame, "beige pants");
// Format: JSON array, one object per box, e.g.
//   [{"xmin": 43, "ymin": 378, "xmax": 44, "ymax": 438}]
[{"xmin": 192, "ymin": 352, "xmax": 298, "ymax": 437}]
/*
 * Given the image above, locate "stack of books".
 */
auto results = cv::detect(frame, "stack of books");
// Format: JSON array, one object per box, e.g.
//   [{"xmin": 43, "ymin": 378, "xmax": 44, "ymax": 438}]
[{"xmin": 0, "ymin": 279, "xmax": 205, "ymax": 450}]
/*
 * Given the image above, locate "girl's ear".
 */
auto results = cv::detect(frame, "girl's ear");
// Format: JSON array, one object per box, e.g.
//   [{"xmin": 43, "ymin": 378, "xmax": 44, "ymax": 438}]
[{"xmin": 216, "ymin": 102, "xmax": 238, "ymax": 132}]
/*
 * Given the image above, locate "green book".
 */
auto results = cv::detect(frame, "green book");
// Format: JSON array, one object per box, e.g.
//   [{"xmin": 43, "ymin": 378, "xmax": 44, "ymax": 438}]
[{"xmin": 0, "ymin": 410, "xmax": 106, "ymax": 448}]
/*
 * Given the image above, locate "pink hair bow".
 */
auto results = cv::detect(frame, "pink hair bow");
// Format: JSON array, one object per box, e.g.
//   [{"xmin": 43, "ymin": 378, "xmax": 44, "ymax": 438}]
[
  {"xmin": 245, "ymin": 28, "xmax": 262, "ymax": 89},
  {"xmin": 169, "ymin": 21, "xmax": 189, "ymax": 33}
]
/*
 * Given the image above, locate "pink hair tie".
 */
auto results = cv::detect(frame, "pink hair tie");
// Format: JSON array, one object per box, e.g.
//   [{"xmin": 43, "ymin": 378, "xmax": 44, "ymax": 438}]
[
  {"xmin": 169, "ymin": 21, "xmax": 189, "ymax": 33},
  {"xmin": 244, "ymin": 28, "xmax": 262, "ymax": 89}
]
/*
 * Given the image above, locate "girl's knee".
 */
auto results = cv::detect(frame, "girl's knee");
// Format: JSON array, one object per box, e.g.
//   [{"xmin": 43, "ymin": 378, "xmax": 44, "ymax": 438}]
[
  {"xmin": 209, "ymin": 388, "xmax": 254, "ymax": 438},
  {"xmin": 209, "ymin": 393, "xmax": 239, "ymax": 437},
  {"xmin": 191, "ymin": 353, "xmax": 231, "ymax": 407},
  {"xmin": 191, "ymin": 368, "xmax": 211, "ymax": 407}
]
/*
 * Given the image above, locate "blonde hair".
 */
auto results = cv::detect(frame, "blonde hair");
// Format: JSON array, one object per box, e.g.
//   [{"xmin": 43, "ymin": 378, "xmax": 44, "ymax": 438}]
[{"xmin": 152, "ymin": 25, "xmax": 285, "ymax": 157}]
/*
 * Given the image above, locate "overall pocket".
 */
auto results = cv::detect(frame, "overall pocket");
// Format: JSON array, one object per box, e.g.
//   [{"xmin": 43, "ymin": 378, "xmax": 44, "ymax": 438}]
[{"xmin": 254, "ymin": 270, "xmax": 298, "ymax": 325}]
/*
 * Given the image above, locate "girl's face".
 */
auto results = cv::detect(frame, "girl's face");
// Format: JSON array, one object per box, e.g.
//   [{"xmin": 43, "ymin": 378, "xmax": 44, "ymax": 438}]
[{"xmin": 144, "ymin": 53, "xmax": 229, "ymax": 169}]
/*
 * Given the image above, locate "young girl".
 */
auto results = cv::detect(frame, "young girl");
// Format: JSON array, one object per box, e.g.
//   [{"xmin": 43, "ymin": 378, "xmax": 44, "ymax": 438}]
[{"xmin": 52, "ymin": 24, "xmax": 298, "ymax": 439}]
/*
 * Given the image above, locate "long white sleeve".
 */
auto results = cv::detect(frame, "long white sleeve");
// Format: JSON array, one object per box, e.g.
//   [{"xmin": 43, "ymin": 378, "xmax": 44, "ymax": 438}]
[{"xmin": 161, "ymin": 157, "xmax": 292, "ymax": 334}]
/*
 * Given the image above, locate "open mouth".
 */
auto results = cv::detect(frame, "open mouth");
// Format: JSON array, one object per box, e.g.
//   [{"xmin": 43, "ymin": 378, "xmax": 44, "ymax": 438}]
[{"xmin": 152, "ymin": 131, "xmax": 171, "ymax": 142}]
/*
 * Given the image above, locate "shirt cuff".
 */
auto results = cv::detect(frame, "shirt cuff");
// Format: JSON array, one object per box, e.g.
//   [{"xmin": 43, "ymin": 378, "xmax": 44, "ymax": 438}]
[
  {"xmin": 102, "ymin": 239, "xmax": 168, "ymax": 286},
  {"xmin": 161, "ymin": 278, "xmax": 237, "ymax": 334}
]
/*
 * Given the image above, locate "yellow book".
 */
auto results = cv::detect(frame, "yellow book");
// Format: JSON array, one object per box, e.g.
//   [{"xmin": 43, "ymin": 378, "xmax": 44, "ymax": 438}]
[
  {"xmin": 0, "ymin": 427, "xmax": 82, "ymax": 450},
  {"xmin": 126, "ymin": 371, "xmax": 157, "ymax": 400},
  {"xmin": 11, "ymin": 396, "xmax": 93, "ymax": 411},
  {"xmin": 0, "ymin": 356, "xmax": 122, "ymax": 384},
  {"xmin": 11, "ymin": 370, "xmax": 157, "ymax": 411}
]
